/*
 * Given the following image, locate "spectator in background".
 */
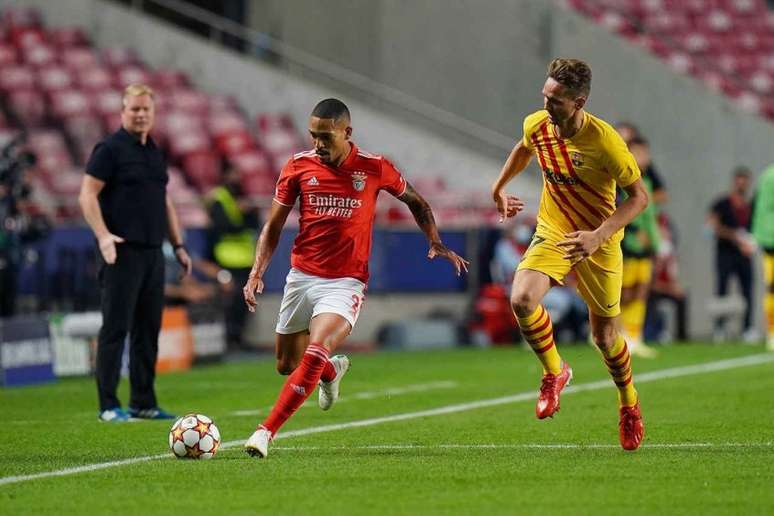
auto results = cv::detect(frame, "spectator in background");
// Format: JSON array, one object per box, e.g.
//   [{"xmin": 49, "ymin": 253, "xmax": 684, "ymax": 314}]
[
  {"xmin": 706, "ymin": 167, "xmax": 757, "ymax": 343},
  {"xmin": 79, "ymin": 84, "xmax": 191, "ymax": 422},
  {"xmin": 646, "ymin": 212, "xmax": 688, "ymax": 342},
  {"xmin": 751, "ymin": 163, "xmax": 774, "ymax": 350},
  {"xmin": 615, "ymin": 122, "xmax": 668, "ymax": 206},
  {"xmin": 206, "ymin": 166, "xmax": 260, "ymax": 351},
  {"xmin": 620, "ymin": 137, "xmax": 660, "ymax": 358},
  {"xmin": 490, "ymin": 219, "xmax": 587, "ymax": 342}
]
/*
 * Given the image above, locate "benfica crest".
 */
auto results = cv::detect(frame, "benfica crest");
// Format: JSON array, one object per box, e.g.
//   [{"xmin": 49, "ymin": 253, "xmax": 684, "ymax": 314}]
[
  {"xmin": 351, "ymin": 172, "xmax": 367, "ymax": 192},
  {"xmin": 571, "ymin": 152, "xmax": 584, "ymax": 167}
]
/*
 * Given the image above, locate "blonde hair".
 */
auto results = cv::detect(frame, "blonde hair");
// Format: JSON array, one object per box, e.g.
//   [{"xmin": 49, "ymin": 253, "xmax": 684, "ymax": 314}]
[
  {"xmin": 122, "ymin": 84, "xmax": 155, "ymax": 107},
  {"xmin": 547, "ymin": 58, "xmax": 592, "ymax": 97}
]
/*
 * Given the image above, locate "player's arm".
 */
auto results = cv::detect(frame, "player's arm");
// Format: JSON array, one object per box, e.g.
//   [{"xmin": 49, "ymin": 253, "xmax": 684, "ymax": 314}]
[
  {"xmin": 166, "ymin": 193, "xmax": 192, "ymax": 276},
  {"xmin": 78, "ymin": 174, "xmax": 124, "ymax": 264},
  {"xmin": 491, "ymin": 139, "xmax": 531, "ymax": 222},
  {"xmin": 397, "ymin": 183, "xmax": 469, "ymax": 275},
  {"xmin": 243, "ymin": 200, "xmax": 293, "ymax": 312},
  {"xmin": 559, "ymin": 178, "xmax": 649, "ymax": 261}
]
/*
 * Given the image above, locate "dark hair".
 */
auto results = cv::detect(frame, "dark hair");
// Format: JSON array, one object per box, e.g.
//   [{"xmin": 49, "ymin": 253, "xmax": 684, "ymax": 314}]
[
  {"xmin": 547, "ymin": 58, "xmax": 592, "ymax": 97},
  {"xmin": 733, "ymin": 166, "xmax": 751, "ymax": 178},
  {"xmin": 311, "ymin": 98, "xmax": 350, "ymax": 122}
]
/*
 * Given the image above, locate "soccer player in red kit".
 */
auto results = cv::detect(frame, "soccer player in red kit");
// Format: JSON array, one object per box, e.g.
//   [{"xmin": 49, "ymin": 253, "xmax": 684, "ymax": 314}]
[{"xmin": 243, "ymin": 98, "xmax": 469, "ymax": 458}]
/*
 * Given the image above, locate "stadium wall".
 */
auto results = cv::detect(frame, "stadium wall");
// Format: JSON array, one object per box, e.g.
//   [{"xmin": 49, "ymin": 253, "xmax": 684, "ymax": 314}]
[{"xmin": 246, "ymin": 0, "xmax": 774, "ymax": 336}]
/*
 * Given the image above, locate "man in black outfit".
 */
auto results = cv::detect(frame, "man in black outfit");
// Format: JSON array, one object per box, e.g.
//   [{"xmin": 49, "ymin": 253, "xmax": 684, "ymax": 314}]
[
  {"xmin": 707, "ymin": 167, "xmax": 757, "ymax": 342},
  {"xmin": 79, "ymin": 84, "xmax": 192, "ymax": 422}
]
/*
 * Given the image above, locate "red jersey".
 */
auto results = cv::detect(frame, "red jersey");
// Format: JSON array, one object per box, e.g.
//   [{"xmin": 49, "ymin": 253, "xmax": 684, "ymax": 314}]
[{"xmin": 274, "ymin": 142, "xmax": 407, "ymax": 283}]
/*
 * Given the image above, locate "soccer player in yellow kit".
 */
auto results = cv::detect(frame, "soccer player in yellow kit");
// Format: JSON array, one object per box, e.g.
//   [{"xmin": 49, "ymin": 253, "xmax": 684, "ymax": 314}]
[{"xmin": 491, "ymin": 59, "xmax": 649, "ymax": 450}]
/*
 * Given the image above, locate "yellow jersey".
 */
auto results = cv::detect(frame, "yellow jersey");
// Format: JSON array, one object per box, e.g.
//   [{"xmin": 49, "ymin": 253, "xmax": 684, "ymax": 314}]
[{"xmin": 521, "ymin": 110, "xmax": 640, "ymax": 244}]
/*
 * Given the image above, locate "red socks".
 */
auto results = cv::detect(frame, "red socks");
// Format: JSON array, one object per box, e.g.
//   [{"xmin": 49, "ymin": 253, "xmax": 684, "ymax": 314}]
[
  {"xmin": 320, "ymin": 359, "xmax": 336, "ymax": 383},
  {"xmin": 262, "ymin": 344, "xmax": 329, "ymax": 435}
]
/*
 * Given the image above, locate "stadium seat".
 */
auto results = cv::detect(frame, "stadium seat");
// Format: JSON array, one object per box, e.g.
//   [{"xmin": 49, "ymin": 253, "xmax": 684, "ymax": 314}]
[
  {"xmin": 7, "ymin": 89, "xmax": 46, "ymax": 127},
  {"xmin": 38, "ymin": 66, "xmax": 74, "ymax": 93},
  {"xmin": 61, "ymin": 47, "xmax": 99, "ymax": 71},
  {"xmin": 181, "ymin": 150, "xmax": 221, "ymax": 192}
]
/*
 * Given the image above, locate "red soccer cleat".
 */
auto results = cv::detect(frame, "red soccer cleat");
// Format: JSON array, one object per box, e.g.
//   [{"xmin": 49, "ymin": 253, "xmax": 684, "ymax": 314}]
[
  {"xmin": 536, "ymin": 361, "xmax": 572, "ymax": 419},
  {"xmin": 619, "ymin": 402, "xmax": 644, "ymax": 451}
]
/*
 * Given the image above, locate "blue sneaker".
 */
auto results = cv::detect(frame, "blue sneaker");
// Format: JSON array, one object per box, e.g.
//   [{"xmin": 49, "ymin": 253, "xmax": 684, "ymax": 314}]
[
  {"xmin": 128, "ymin": 407, "xmax": 176, "ymax": 420},
  {"xmin": 98, "ymin": 408, "xmax": 132, "ymax": 422}
]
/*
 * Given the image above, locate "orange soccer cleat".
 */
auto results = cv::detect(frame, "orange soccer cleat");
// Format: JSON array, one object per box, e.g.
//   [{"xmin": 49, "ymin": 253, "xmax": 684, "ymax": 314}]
[
  {"xmin": 536, "ymin": 361, "xmax": 572, "ymax": 419},
  {"xmin": 619, "ymin": 402, "xmax": 644, "ymax": 451}
]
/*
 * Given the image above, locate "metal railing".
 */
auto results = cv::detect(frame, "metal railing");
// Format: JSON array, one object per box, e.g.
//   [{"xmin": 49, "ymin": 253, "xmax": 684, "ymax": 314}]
[{"xmin": 119, "ymin": 0, "xmax": 518, "ymax": 153}]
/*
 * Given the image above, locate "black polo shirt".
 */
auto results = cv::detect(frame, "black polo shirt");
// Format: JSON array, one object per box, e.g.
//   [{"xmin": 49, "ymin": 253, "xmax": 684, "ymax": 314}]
[
  {"xmin": 710, "ymin": 195, "xmax": 751, "ymax": 258},
  {"xmin": 85, "ymin": 128, "xmax": 168, "ymax": 247}
]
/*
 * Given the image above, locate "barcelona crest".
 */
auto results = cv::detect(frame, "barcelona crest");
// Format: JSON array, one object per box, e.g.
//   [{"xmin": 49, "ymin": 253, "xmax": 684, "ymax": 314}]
[
  {"xmin": 571, "ymin": 152, "xmax": 584, "ymax": 167},
  {"xmin": 351, "ymin": 172, "xmax": 367, "ymax": 192}
]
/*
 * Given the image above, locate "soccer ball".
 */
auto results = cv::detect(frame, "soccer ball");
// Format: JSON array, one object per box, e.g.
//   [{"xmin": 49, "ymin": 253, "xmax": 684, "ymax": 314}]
[{"xmin": 168, "ymin": 414, "xmax": 221, "ymax": 459}]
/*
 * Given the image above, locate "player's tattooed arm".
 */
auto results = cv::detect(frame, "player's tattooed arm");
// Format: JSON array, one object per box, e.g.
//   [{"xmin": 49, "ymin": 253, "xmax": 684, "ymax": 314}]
[
  {"xmin": 399, "ymin": 182, "xmax": 437, "ymax": 230},
  {"xmin": 398, "ymin": 182, "xmax": 469, "ymax": 275}
]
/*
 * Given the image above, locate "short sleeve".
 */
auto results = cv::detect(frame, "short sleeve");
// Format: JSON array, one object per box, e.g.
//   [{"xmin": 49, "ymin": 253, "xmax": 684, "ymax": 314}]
[
  {"xmin": 273, "ymin": 158, "xmax": 300, "ymax": 207},
  {"xmin": 85, "ymin": 141, "xmax": 114, "ymax": 181},
  {"xmin": 379, "ymin": 158, "xmax": 407, "ymax": 197},
  {"xmin": 603, "ymin": 129, "xmax": 640, "ymax": 188},
  {"xmin": 521, "ymin": 117, "xmax": 534, "ymax": 152}
]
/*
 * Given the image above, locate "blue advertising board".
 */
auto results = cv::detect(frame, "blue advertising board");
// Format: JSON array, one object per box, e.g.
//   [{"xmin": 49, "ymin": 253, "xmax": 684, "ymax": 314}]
[{"xmin": 0, "ymin": 316, "xmax": 56, "ymax": 387}]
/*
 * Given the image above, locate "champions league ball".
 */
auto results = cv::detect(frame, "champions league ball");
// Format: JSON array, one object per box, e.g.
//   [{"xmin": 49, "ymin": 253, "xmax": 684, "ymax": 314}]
[{"xmin": 168, "ymin": 414, "xmax": 221, "ymax": 459}]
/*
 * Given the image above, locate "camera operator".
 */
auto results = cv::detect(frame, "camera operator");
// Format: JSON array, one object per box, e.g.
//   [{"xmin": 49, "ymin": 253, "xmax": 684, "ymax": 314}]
[{"xmin": 0, "ymin": 134, "xmax": 49, "ymax": 316}]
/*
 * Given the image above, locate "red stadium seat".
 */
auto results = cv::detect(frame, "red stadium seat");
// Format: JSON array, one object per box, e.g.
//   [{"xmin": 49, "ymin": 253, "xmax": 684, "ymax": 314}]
[
  {"xmin": 0, "ymin": 65, "xmax": 34, "ymax": 92},
  {"xmin": 78, "ymin": 66, "xmax": 114, "ymax": 91},
  {"xmin": 101, "ymin": 47, "xmax": 140, "ymax": 67},
  {"xmin": 209, "ymin": 111, "xmax": 248, "ymax": 137},
  {"xmin": 214, "ymin": 131, "xmax": 254, "ymax": 157},
  {"xmin": 21, "ymin": 44, "xmax": 56, "ymax": 66},
  {"xmin": 167, "ymin": 89, "xmax": 209, "ymax": 116},
  {"xmin": 240, "ymin": 171, "xmax": 277, "ymax": 196},
  {"xmin": 7, "ymin": 89, "xmax": 46, "ymax": 127},
  {"xmin": 168, "ymin": 131, "xmax": 210, "ymax": 158},
  {"xmin": 114, "ymin": 65, "xmax": 151, "ymax": 88},
  {"xmin": 38, "ymin": 66, "xmax": 74, "ymax": 92},
  {"xmin": 153, "ymin": 69, "xmax": 189, "ymax": 89},
  {"xmin": 49, "ymin": 89, "xmax": 93, "ymax": 119},
  {"xmin": 0, "ymin": 43, "xmax": 18, "ymax": 67},
  {"xmin": 48, "ymin": 27, "xmax": 89, "ymax": 48},
  {"xmin": 230, "ymin": 149, "xmax": 273, "ymax": 176},
  {"xmin": 61, "ymin": 47, "xmax": 98, "ymax": 71},
  {"xmin": 2, "ymin": 6, "xmax": 42, "ymax": 29},
  {"xmin": 93, "ymin": 89, "xmax": 122, "ymax": 116},
  {"xmin": 181, "ymin": 151, "xmax": 221, "ymax": 192}
]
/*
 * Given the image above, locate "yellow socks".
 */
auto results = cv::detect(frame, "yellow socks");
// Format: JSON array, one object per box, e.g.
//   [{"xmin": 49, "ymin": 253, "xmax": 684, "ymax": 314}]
[
  {"xmin": 621, "ymin": 298, "xmax": 646, "ymax": 343},
  {"xmin": 766, "ymin": 292, "xmax": 774, "ymax": 342},
  {"xmin": 599, "ymin": 334, "xmax": 639, "ymax": 407},
  {"xmin": 517, "ymin": 305, "xmax": 562, "ymax": 375}
]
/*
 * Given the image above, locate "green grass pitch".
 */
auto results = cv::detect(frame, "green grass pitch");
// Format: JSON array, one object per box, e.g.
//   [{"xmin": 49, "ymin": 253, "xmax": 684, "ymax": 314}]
[{"xmin": 2, "ymin": 344, "xmax": 773, "ymax": 515}]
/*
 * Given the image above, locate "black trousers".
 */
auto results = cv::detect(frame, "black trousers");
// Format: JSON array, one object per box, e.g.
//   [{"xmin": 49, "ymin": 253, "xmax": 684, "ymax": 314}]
[
  {"xmin": 715, "ymin": 250, "xmax": 753, "ymax": 331},
  {"xmin": 225, "ymin": 267, "xmax": 251, "ymax": 348},
  {"xmin": 96, "ymin": 245, "xmax": 164, "ymax": 411}
]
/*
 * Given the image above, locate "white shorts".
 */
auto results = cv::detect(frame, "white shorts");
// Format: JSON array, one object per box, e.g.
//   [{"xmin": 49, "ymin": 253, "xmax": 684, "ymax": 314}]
[{"xmin": 275, "ymin": 268, "xmax": 367, "ymax": 334}]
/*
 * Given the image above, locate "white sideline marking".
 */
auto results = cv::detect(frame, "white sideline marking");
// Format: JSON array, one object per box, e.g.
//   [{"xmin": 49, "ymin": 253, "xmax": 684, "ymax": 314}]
[
  {"xmin": 230, "ymin": 380, "xmax": 459, "ymax": 416},
  {"xmin": 2, "ymin": 353, "xmax": 773, "ymax": 487},
  {"xmin": 266, "ymin": 442, "xmax": 774, "ymax": 451}
]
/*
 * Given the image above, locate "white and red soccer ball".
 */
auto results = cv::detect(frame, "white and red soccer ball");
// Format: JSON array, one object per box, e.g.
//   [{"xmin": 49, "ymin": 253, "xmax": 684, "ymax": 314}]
[{"xmin": 168, "ymin": 414, "xmax": 221, "ymax": 459}]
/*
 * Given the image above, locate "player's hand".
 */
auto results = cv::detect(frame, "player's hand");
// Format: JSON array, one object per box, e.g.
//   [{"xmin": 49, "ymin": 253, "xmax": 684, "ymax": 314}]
[
  {"xmin": 428, "ymin": 241, "xmax": 470, "ymax": 276},
  {"xmin": 174, "ymin": 246, "xmax": 193, "ymax": 277},
  {"xmin": 557, "ymin": 230, "xmax": 603, "ymax": 262},
  {"xmin": 97, "ymin": 233, "xmax": 124, "ymax": 264},
  {"xmin": 493, "ymin": 191, "xmax": 525, "ymax": 223},
  {"xmin": 243, "ymin": 273, "xmax": 264, "ymax": 313}
]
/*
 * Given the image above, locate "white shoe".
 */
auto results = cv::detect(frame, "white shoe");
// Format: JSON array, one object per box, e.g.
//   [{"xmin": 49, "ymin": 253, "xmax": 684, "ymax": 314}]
[
  {"xmin": 318, "ymin": 355, "xmax": 350, "ymax": 411},
  {"xmin": 741, "ymin": 328, "xmax": 761, "ymax": 345},
  {"xmin": 244, "ymin": 426, "xmax": 272, "ymax": 458},
  {"xmin": 629, "ymin": 341, "xmax": 659, "ymax": 359}
]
